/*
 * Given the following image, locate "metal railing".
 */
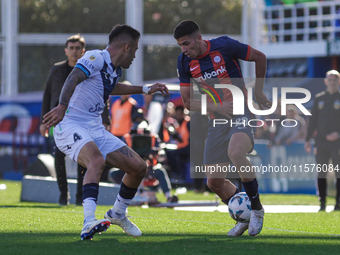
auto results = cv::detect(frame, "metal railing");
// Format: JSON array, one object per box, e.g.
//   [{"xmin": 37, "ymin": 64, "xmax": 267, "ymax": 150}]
[{"xmin": 262, "ymin": 1, "xmax": 340, "ymax": 44}]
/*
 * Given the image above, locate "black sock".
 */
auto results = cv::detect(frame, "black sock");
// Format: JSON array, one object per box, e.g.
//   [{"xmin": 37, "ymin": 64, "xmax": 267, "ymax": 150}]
[
  {"xmin": 82, "ymin": 183, "xmax": 99, "ymax": 202},
  {"xmin": 242, "ymin": 179, "xmax": 262, "ymax": 210},
  {"xmin": 119, "ymin": 182, "xmax": 138, "ymax": 199},
  {"xmin": 222, "ymin": 188, "xmax": 239, "ymax": 206}
]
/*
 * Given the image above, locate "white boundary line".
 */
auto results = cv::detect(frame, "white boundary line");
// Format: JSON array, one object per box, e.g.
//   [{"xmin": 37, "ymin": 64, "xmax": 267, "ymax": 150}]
[{"xmin": 173, "ymin": 205, "xmax": 336, "ymax": 213}]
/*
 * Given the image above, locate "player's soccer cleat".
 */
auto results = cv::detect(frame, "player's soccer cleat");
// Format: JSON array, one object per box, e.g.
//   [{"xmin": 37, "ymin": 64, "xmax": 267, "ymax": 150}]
[
  {"xmin": 227, "ymin": 222, "xmax": 249, "ymax": 236},
  {"xmin": 104, "ymin": 209, "xmax": 142, "ymax": 237},
  {"xmin": 248, "ymin": 208, "xmax": 264, "ymax": 236},
  {"xmin": 80, "ymin": 219, "xmax": 111, "ymax": 240}
]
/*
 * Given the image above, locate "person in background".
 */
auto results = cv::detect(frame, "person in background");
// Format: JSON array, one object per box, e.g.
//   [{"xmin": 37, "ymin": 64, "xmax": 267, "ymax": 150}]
[
  {"xmin": 305, "ymin": 70, "xmax": 340, "ymax": 211},
  {"xmin": 109, "ymin": 81, "xmax": 139, "ymax": 140},
  {"xmin": 165, "ymin": 105, "xmax": 190, "ymax": 182},
  {"xmin": 274, "ymin": 105, "xmax": 306, "ymax": 145},
  {"xmin": 39, "ymin": 34, "xmax": 87, "ymax": 206}
]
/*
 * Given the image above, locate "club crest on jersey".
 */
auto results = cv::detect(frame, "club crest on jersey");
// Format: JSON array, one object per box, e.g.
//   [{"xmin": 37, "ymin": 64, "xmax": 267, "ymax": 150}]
[
  {"xmin": 89, "ymin": 55, "xmax": 96, "ymax": 61},
  {"xmin": 334, "ymin": 99, "xmax": 340, "ymax": 110},
  {"xmin": 213, "ymin": 56, "xmax": 221, "ymax": 64},
  {"xmin": 318, "ymin": 101, "xmax": 324, "ymax": 110}
]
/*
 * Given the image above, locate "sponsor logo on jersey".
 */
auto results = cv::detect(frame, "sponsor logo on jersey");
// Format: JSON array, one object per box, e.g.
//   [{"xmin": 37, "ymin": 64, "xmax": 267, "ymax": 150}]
[
  {"xmin": 190, "ymin": 65, "xmax": 199, "ymax": 71},
  {"xmin": 89, "ymin": 55, "xmax": 96, "ymax": 61},
  {"xmin": 318, "ymin": 101, "xmax": 324, "ymax": 110},
  {"xmin": 82, "ymin": 59, "xmax": 95, "ymax": 71},
  {"xmin": 194, "ymin": 66, "xmax": 227, "ymax": 82},
  {"xmin": 89, "ymin": 103, "xmax": 104, "ymax": 113}
]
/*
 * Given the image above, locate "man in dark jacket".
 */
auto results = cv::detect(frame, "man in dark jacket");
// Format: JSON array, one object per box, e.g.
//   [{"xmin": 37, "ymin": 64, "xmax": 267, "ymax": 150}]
[
  {"xmin": 305, "ymin": 70, "xmax": 340, "ymax": 211},
  {"xmin": 40, "ymin": 34, "xmax": 87, "ymax": 205}
]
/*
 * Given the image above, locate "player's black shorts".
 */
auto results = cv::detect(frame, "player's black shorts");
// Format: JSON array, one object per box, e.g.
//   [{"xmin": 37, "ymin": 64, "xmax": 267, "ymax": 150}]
[{"xmin": 203, "ymin": 115, "xmax": 255, "ymax": 165}]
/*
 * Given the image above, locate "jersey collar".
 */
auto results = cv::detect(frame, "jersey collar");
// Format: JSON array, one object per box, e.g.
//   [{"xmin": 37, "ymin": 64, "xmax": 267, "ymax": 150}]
[{"xmin": 103, "ymin": 49, "xmax": 122, "ymax": 77}]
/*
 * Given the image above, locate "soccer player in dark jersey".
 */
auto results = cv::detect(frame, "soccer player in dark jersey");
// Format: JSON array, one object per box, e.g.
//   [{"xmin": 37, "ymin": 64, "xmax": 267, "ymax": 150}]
[{"xmin": 174, "ymin": 20, "xmax": 271, "ymax": 236}]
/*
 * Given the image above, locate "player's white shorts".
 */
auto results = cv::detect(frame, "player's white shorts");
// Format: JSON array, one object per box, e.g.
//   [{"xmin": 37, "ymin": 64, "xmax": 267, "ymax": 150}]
[{"xmin": 53, "ymin": 122, "xmax": 126, "ymax": 162}]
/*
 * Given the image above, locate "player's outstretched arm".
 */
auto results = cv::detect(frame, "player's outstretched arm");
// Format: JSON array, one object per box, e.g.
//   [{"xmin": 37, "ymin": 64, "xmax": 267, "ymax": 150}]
[
  {"xmin": 247, "ymin": 47, "xmax": 272, "ymax": 110},
  {"xmin": 180, "ymin": 86, "xmax": 233, "ymax": 119},
  {"xmin": 112, "ymin": 82, "xmax": 169, "ymax": 96},
  {"xmin": 147, "ymin": 83, "xmax": 169, "ymax": 95},
  {"xmin": 43, "ymin": 68, "xmax": 87, "ymax": 128}
]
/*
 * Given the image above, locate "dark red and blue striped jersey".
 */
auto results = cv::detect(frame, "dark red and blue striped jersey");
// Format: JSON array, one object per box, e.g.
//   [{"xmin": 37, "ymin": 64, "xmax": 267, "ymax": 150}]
[{"xmin": 177, "ymin": 36, "xmax": 251, "ymax": 119}]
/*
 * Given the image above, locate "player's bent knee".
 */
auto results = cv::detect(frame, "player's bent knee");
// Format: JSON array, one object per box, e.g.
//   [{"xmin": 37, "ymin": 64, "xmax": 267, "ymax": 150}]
[
  {"xmin": 228, "ymin": 149, "xmax": 244, "ymax": 164},
  {"xmin": 130, "ymin": 159, "xmax": 147, "ymax": 178},
  {"xmin": 138, "ymin": 161, "xmax": 148, "ymax": 177},
  {"xmin": 88, "ymin": 156, "xmax": 106, "ymax": 172},
  {"xmin": 207, "ymin": 179, "xmax": 223, "ymax": 193}
]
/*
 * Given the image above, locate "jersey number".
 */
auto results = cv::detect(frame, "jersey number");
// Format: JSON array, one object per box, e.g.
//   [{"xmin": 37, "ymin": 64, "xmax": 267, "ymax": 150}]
[{"xmin": 73, "ymin": 133, "xmax": 82, "ymax": 142}]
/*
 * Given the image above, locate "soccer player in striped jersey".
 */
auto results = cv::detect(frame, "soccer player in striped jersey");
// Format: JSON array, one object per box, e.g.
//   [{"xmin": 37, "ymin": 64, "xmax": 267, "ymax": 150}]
[
  {"xmin": 43, "ymin": 25, "xmax": 168, "ymax": 240},
  {"xmin": 174, "ymin": 20, "xmax": 271, "ymax": 236}
]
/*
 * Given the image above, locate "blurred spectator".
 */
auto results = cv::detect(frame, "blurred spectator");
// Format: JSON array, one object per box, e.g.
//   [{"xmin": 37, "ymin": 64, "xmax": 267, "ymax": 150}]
[
  {"xmin": 144, "ymin": 92, "xmax": 171, "ymax": 137},
  {"xmin": 165, "ymin": 106, "xmax": 190, "ymax": 181},
  {"xmin": 274, "ymin": 105, "xmax": 306, "ymax": 145},
  {"xmin": 109, "ymin": 81, "xmax": 140, "ymax": 140},
  {"xmin": 158, "ymin": 102, "xmax": 176, "ymax": 143}
]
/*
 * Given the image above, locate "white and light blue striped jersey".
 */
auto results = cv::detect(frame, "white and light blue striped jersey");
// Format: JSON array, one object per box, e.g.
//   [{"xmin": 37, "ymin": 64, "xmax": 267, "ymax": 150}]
[{"xmin": 60, "ymin": 49, "xmax": 121, "ymax": 127}]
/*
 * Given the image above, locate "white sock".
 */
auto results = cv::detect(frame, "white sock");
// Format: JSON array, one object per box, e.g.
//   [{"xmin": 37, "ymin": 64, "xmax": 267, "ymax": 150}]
[
  {"xmin": 83, "ymin": 198, "xmax": 97, "ymax": 224},
  {"xmin": 165, "ymin": 191, "xmax": 170, "ymax": 199},
  {"xmin": 111, "ymin": 194, "xmax": 132, "ymax": 219}
]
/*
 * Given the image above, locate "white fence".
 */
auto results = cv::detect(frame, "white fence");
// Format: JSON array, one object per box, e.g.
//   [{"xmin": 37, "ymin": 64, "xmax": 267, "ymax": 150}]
[{"xmin": 262, "ymin": 1, "xmax": 340, "ymax": 44}]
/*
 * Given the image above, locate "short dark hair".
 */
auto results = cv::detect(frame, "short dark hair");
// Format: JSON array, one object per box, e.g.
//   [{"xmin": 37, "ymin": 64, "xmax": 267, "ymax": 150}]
[
  {"xmin": 109, "ymin": 24, "xmax": 141, "ymax": 44},
  {"xmin": 173, "ymin": 20, "xmax": 200, "ymax": 39},
  {"xmin": 65, "ymin": 34, "xmax": 85, "ymax": 48}
]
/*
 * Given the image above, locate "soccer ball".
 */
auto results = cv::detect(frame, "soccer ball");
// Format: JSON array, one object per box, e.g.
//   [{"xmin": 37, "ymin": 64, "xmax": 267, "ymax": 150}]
[{"xmin": 228, "ymin": 192, "xmax": 251, "ymax": 222}]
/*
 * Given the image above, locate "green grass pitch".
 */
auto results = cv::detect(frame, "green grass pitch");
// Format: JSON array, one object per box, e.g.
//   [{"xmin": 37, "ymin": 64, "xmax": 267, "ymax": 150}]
[{"xmin": 0, "ymin": 180, "xmax": 339, "ymax": 255}]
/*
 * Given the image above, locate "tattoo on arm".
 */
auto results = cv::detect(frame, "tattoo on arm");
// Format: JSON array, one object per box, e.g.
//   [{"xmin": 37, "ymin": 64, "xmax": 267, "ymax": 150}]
[{"xmin": 59, "ymin": 68, "xmax": 87, "ymax": 107}]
